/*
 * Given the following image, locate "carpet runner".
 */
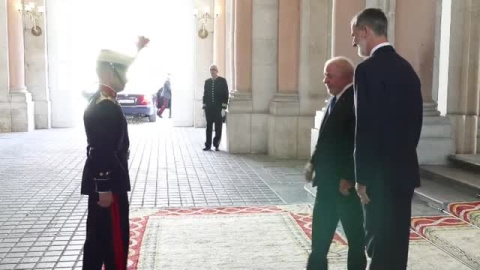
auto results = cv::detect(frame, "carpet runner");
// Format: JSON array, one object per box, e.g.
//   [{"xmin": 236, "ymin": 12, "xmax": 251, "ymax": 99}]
[{"xmin": 126, "ymin": 205, "xmax": 480, "ymax": 269}]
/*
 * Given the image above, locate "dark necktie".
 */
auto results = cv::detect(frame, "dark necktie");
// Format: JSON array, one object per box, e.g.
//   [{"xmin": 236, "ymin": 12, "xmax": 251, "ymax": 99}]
[{"xmin": 328, "ymin": 96, "xmax": 337, "ymax": 114}]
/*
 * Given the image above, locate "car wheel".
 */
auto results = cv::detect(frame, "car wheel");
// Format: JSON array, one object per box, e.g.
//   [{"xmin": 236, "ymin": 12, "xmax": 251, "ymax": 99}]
[{"xmin": 148, "ymin": 114, "xmax": 157, "ymax": 122}]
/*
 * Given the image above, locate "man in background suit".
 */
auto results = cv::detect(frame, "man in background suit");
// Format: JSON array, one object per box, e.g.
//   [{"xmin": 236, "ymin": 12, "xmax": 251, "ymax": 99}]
[
  {"xmin": 305, "ymin": 57, "xmax": 366, "ymax": 270},
  {"xmin": 203, "ymin": 64, "xmax": 229, "ymax": 151},
  {"xmin": 351, "ymin": 8, "xmax": 423, "ymax": 269}
]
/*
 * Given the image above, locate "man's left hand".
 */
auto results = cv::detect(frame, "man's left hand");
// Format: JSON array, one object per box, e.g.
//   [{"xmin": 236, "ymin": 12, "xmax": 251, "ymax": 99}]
[
  {"xmin": 304, "ymin": 162, "xmax": 313, "ymax": 183},
  {"xmin": 355, "ymin": 183, "xmax": 370, "ymax": 204},
  {"xmin": 221, "ymin": 109, "xmax": 226, "ymax": 118}
]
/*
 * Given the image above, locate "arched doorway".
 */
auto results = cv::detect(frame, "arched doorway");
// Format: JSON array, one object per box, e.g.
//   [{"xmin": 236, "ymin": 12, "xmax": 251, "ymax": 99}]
[{"xmin": 46, "ymin": 0, "xmax": 196, "ymax": 127}]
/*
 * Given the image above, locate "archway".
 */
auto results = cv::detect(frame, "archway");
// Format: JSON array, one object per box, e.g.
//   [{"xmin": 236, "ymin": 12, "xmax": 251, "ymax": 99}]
[{"xmin": 47, "ymin": 0, "xmax": 195, "ymax": 127}]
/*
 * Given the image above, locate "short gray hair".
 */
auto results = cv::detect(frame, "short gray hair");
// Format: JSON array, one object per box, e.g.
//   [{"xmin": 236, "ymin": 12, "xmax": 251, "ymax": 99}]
[
  {"xmin": 325, "ymin": 56, "xmax": 354, "ymax": 78},
  {"xmin": 351, "ymin": 8, "xmax": 388, "ymax": 37}
]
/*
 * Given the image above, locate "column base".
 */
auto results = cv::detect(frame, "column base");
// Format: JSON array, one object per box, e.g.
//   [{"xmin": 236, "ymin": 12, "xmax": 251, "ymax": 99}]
[
  {"xmin": 226, "ymin": 91, "xmax": 255, "ymax": 153},
  {"xmin": 418, "ymin": 116, "xmax": 455, "ymax": 164},
  {"xmin": 448, "ymin": 114, "xmax": 478, "ymax": 154},
  {"xmin": 10, "ymin": 91, "xmax": 35, "ymax": 132},
  {"xmin": 0, "ymin": 101, "xmax": 12, "ymax": 132},
  {"xmin": 34, "ymin": 99, "xmax": 51, "ymax": 129},
  {"xmin": 418, "ymin": 102, "xmax": 455, "ymax": 164},
  {"xmin": 194, "ymin": 100, "xmax": 206, "ymax": 128},
  {"xmin": 268, "ymin": 93, "xmax": 314, "ymax": 159},
  {"xmin": 310, "ymin": 108, "xmax": 327, "ymax": 156},
  {"xmin": 477, "ymin": 118, "xmax": 480, "ymax": 154}
]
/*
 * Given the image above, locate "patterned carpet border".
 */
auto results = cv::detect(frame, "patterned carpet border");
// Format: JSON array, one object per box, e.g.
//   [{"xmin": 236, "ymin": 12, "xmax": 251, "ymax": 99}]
[
  {"xmin": 410, "ymin": 215, "xmax": 480, "ymax": 269},
  {"xmin": 410, "ymin": 216, "xmax": 470, "ymax": 237},
  {"xmin": 447, "ymin": 201, "xmax": 480, "ymax": 227}
]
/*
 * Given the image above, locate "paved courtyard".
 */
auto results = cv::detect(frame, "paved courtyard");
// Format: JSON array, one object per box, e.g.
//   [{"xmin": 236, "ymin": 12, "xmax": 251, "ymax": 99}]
[
  {"xmin": 0, "ymin": 120, "xmax": 312, "ymax": 269},
  {"xmin": 2, "ymin": 119, "xmax": 475, "ymax": 270}
]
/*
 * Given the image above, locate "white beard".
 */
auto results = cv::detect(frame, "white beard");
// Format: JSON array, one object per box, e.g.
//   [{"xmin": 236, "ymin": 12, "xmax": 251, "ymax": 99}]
[{"xmin": 357, "ymin": 40, "xmax": 369, "ymax": 58}]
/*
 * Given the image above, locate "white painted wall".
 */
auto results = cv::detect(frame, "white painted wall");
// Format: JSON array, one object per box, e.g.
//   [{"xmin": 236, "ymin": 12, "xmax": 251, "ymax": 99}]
[{"xmin": 46, "ymin": 0, "xmax": 76, "ymax": 128}]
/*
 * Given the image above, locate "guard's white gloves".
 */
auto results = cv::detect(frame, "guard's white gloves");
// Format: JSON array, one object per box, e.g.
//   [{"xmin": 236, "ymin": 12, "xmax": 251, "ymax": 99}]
[{"xmin": 221, "ymin": 109, "xmax": 226, "ymax": 117}]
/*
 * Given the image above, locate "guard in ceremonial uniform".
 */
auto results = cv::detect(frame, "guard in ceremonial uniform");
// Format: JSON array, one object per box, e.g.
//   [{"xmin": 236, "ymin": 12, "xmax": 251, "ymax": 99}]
[
  {"xmin": 81, "ymin": 49, "xmax": 136, "ymax": 270},
  {"xmin": 203, "ymin": 64, "xmax": 229, "ymax": 151}
]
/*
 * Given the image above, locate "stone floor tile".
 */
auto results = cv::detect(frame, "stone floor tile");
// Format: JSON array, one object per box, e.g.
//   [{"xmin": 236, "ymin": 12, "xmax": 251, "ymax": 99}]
[{"xmin": 0, "ymin": 122, "xmax": 312, "ymax": 268}]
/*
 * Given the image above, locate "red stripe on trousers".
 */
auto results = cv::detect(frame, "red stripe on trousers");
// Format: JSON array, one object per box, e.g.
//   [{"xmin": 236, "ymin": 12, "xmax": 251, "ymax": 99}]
[{"xmin": 110, "ymin": 194, "xmax": 126, "ymax": 270}]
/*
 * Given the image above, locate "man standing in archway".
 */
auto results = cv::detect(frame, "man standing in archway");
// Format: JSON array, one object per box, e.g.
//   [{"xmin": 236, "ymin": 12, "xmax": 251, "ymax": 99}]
[{"xmin": 203, "ymin": 64, "xmax": 229, "ymax": 151}]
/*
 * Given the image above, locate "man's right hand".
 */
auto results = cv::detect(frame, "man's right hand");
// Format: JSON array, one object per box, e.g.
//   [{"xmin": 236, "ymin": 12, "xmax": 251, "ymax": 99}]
[
  {"xmin": 136, "ymin": 36, "xmax": 150, "ymax": 51},
  {"xmin": 339, "ymin": 179, "xmax": 353, "ymax": 196},
  {"xmin": 98, "ymin": 191, "xmax": 113, "ymax": 208},
  {"xmin": 305, "ymin": 162, "xmax": 313, "ymax": 182}
]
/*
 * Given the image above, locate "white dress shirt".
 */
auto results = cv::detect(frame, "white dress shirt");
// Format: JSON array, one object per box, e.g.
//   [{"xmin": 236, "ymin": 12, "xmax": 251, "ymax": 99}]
[
  {"xmin": 370, "ymin": 42, "xmax": 391, "ymax": 56},
  {"xmin": 336, "ymin": 82, "xmax": 353, "ymax": 100}
]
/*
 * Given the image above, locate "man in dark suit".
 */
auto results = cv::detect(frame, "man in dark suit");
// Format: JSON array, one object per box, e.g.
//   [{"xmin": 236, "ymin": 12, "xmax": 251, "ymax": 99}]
[
  {"xmin": 351, "ymin": 8, "xmax": 423, "ymax": 269},
  {"xmin": 203, "ymin": 64, "xmax": 229, "ymax": 151},
  {"xmin": 305, "ymin": 57, "xmax": 366, "ymax": 270}
]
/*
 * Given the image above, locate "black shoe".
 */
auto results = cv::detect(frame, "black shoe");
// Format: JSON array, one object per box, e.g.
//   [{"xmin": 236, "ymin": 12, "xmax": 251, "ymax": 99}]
[
  {"xmin": 215, "ymin": 147, "xmax": 219, "ymax": 151},
  {"xmin": 203, "ymin": 147, "xmax": 211, "ymax": 151}
]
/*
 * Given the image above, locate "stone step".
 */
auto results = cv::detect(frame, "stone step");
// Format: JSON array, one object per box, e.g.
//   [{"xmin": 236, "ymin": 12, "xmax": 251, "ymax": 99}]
[
  {"xmin": 420, "ymin": 165, "xmax": 480, "ymax": 195},
  {"xmin": 449, "ymin": 154, "xmax": 480, "ymax": 172},
  {"xmin": 414, "ymin": 177, "xmax": 480, "ymax": 211}
]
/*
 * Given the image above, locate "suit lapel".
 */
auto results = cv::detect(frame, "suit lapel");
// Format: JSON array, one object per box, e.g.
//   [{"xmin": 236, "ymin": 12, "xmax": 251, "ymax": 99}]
[
  {"xmin": 318, "ymin": 88, "xmax": 352, "ymax": 134},
  {"xmin": 319, "ymin": 97, "xmax": 334, "ymax": 132}
]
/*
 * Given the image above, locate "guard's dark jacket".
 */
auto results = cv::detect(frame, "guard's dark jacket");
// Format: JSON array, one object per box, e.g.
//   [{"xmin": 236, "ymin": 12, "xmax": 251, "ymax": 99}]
[
  {"xmin": 203, "ymin": 77, "xmax": 229, "ymax": 111},
  {"xmin": 81, "ymin": 91, "xmax": 131, "ymax": 195}
]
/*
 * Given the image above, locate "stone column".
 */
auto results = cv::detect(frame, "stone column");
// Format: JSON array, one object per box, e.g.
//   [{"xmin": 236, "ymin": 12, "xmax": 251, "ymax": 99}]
[
  {"xmin": 24, "ymin": 0, "xmax": 50, "ymax": 129},
  {"xmin": 439, "ymin": 0, "xmax": 480, "ymax": 155},
  {"xmin": 268, "ymin": 0, "xmax": 302, "ymax": 158},
  {"xmin": 226, "ymin": 0, "xmax": 254, "ymax": 153},
  {"xmin": 225, "ymin": 0, "xmax": 235, "ymax": 87},
  {"xmin": 0, "ymin": 0, "xmax": 11, "ymax": 132},
  {"xmin": 248, "ymin": 0, "xmax": 278, "ymax": 154},
  {"xmin": 8, "ymin": 0, "xmax": 34, "ymax": 132},
  {"xmin": 331, "ymin": 0, "xmax": 364, "ymax": 63},
  {"xmin": 214, "ymin": 0, "xmax": 226, "ymax": 77},
  {"xmin": 396, "ymin": 0, "xmax": 454, "ymax": 164}
]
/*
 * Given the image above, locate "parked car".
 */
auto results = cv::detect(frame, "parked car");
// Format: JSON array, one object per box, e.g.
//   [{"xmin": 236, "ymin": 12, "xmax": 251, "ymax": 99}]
[
  {"xmin": 116, "ymin": 92, "xmax": 157, "ymax": 122},
  {"xmin": 80, "ymin": 82, "xmax": 157, "ymax": 122}
]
